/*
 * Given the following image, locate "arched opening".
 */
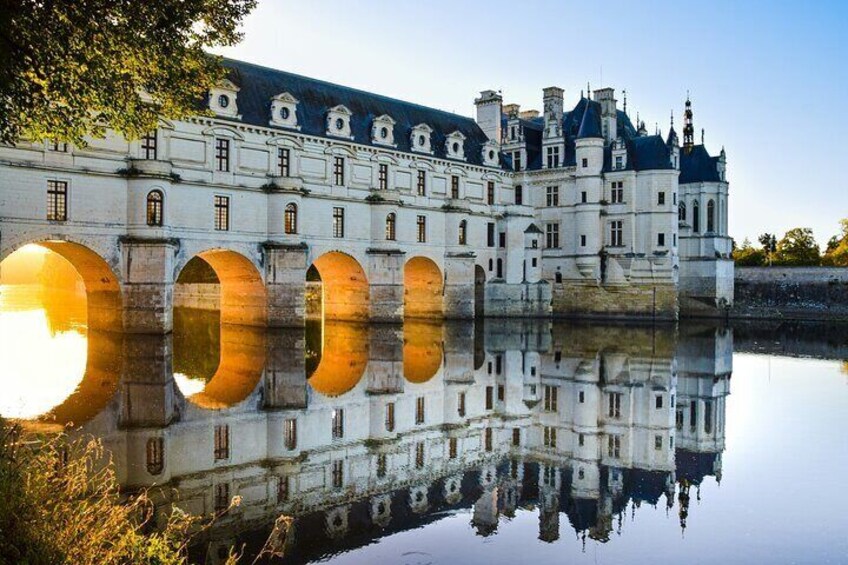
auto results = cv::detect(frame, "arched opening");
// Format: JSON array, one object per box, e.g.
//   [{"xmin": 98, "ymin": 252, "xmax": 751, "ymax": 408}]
[
  {"xmin": 172, "ymin": 307, "xmax": 265, "ymax": 409},
  {"xmin": 692, "ymin": 200, "xmax": 700, "ymax": 233},
  {"xmin": 0, "ymin": 241, "xmax": 122, "ymax": 421},
  {"xmin": 308, "ymin": 252, "xmax": 369, "ymax": 322},
  {"xmin": 285, "ymin": 203, "xmax": 298, "ymax": 234},
  {"xmin": 404, "ymin": 257, "xmax": 443, "ymax": 319},
  {"xmin": 146, "ymin": 190, "xmax": 164, "ymax": 226},
  {"xmin": 707, "ymin": 199, "xmax": 716, "ymax": 233},
  {"xmin": 678, "ymin": 201, "xmax": 687, "ymax": 222},
  {"xmin": 403, "ymin": 321, "xmax": 443, "ymax": 383},
  {"xmin": 474, "ymin": 265, "xmax": 486, "ymax": 318},
  {"xmin": 174, "ymin": 249, "xmax": 267, "ymax": 327},
  {"xmin": 306, "ymin": 320, "xmax": 369, "ymax": 397}
]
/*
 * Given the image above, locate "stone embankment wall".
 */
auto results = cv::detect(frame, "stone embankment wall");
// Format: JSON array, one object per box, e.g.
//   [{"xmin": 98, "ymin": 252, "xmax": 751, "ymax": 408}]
[
  {"xmin": 173, "ymin": 283, "xmax": 220, "ymax": 311},
  {"xmin": 732, "ymin": 267, "xmax": 848, "ymax": 321}
]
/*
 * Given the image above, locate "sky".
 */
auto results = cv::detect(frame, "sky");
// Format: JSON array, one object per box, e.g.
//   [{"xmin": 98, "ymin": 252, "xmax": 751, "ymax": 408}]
[{"xmin": 213, "ymin": 0, "xmax": 848, "ymax": 247}]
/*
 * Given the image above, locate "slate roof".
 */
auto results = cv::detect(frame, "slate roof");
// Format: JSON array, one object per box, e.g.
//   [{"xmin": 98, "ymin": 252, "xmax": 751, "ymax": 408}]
[
  {"xmin": 219, "ymin": 58, "xmax": 504, "ymax": 168},
  {"xmin": 679, "ymin": 144, "xmax": 721, "ymax": 184},
  {"xmin": 576, "ymin": 100, "xmax": 604, "ymax": 139}
]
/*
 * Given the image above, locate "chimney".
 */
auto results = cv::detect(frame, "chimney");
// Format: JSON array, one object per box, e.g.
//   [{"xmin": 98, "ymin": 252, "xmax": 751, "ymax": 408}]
[
  {"xmin": 474, "ymin": 90, "xmax": 503, "ymax": 143},
  {"xmin": 592, "ymin": 87, "xmax": 617, "ymax": 143},
  {"xmin": 542, "ymin": 86, "xmax": 564, "ymax": 138}
]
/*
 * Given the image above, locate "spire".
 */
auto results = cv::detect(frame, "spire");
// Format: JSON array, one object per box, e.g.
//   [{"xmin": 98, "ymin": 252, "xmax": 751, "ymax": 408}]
[
  {"xmin": 701, "ymin": 128, "xmax": 705, "ymax": 145},
  {"xmin": 622, "ymin": 89, "xmax": 627, "ymax": 115},
  {"xmin": 683, "ymin": 93, "xmax": 695, "ymax": 154}
]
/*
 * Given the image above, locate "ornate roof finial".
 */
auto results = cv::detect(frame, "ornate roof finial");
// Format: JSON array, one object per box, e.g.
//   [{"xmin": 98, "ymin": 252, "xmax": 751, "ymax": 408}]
[
  {"xmin": 701, "ymin": 128, "xmax": 705, "ymax": 144},
  {"xmin": 587, "ymin": 82, "xmax": 591, "ymax": 99},
  {"xmin": 683, "ymin": 92, "xmax": 695, "ymax": 154},
  {"xmin": 670, "ymin": 109, "xmax": 674, "ymax": 127},
  {"xmin": 623, "ymin": 89, "xmax": 628, "ymax": 115}
]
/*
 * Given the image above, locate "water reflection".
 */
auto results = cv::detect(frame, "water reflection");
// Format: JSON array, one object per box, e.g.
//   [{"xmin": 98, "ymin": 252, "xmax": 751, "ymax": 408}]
[{"xmin": 4, "ymin": 295, "xmax": 847, "ymax": 563}]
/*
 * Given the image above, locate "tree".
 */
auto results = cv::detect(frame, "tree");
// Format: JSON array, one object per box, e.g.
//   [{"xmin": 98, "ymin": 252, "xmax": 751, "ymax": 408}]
[
  {"xmin": 822, "ymin": 219, "xmax": 848, "ymax": 266},
  {"xmin": 773, "ymin": 228, "xmax": 821, "ymax": 266},
  {"xmin": 758, "ymin": 233, "xmax": 777, "ymax": 265},
  {"xmin": 732, "ymin": 238, "xmax": 766, "ymax": 266},
  {"xmin": 0, "ymin": 0, "xmax": 256, "ymax": 146}
]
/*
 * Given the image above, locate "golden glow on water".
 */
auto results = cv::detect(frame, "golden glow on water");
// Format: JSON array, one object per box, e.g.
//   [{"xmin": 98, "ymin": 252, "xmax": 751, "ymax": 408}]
[{"xmin": 0, "ymin": 285, "xmax": 88, "ymax": 419}]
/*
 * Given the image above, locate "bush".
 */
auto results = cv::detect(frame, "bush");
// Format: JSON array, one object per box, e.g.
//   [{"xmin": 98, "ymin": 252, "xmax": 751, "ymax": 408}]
[{"xmin": 0, "ymin": 420, "xmax": 238, "ymax": 564}]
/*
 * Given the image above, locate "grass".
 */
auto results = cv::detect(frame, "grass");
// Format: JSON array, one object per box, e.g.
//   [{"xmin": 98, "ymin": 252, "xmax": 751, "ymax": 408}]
[{"xmin": 0, "ymin": 419, "xmax": 239, "ymax": 564}]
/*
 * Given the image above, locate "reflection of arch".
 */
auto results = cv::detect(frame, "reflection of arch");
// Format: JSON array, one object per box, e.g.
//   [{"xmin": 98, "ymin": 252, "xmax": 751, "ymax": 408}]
[
  {"xmin": 474, "ymin": 265, "xmax": 486, "ymax": 318},
  {"xmin": 308, "ymin": 321, "xmax": 369, "ymax": 397},
  {"xmin": 2, "ymin": 240, "xmax": 123, "ymax": 331},
  {"xmin": 403, "ymin": 321, "xmax": 443, "ymax": 383},
  {"xmin": 175, "ymin": 308, "xmax": 266, "ymax": 409},
  {"xmin": 404, "ymin": 256, "xmax": 443, "ymax": 319},
  {"xmin": 311, "ymin": 252, "xmax": 369, "ymax": 322},
  {"xmin": 38, "ymin": 330, "xmax": 122, "ymax": 426},
  {"xmin": 177, "ymin": 249, "xmax": 267, "ymax": 327}
]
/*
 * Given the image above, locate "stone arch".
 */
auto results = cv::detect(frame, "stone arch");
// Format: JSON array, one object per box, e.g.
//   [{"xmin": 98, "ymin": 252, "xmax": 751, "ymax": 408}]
[
  {"xmin": 310, "ymin": 251, "xmax": 369, "ymax": 322},
  {"xmin": 175, "ymin": 248, "xmax": 267, "ymax": 327},
  {"xmin": 0, "ymin": 238, "xmax": 123, "ymax": 331},
  {"xmin": 404, "ymin": 256, "xmax": 443, "ymax": 319}
]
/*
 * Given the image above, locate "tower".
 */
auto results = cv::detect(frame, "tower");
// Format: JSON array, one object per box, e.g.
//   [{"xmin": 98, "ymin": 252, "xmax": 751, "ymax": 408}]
[{"xmin": 683, "ymin": 95, "xmax": 694, "ymax": 154}]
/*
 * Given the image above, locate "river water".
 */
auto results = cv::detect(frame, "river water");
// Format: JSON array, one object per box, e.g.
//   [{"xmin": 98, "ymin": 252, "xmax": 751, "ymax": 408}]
[{"xmin": 1, "ymin": 284, "xmax": 847, "ymax": 564}]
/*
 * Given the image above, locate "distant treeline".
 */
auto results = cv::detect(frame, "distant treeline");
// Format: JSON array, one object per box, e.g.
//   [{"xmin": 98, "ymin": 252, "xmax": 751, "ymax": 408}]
[{"xmin": 733, "ymin": 219, "xmax": 848, "ymax": 267}]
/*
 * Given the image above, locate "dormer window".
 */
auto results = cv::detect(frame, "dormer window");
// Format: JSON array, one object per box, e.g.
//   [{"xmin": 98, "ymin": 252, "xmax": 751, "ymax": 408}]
[
  {"xmin": 209, "ymin": 79, "xmax": 240, "ymax": 119},
  {"xmin": 270, "ymin": 92, "xmax": 300, "ymax": 129},
  {"xmin": 481, "ymin": 140, "xmax": 499, "ymax": 167},
  {"xmin": 411, "ymin": 124, "xmax": 433, "ymax": 154},
  {"xmin": 372, "ymin": 114, "xmax": 396, "ymax": 147},
  {"xmin": 326, "ymin": 105, "xmax": 353, "ymax": 139},
  {"xmin": 445, "ymin": 131, "xmax": 466, "ymax": 161}
]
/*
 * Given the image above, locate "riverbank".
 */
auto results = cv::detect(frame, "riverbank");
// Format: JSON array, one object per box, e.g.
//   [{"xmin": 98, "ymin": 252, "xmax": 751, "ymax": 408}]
[{"xmin": 731, "ymin": 266, "xmax": 848, "ymax": 321}]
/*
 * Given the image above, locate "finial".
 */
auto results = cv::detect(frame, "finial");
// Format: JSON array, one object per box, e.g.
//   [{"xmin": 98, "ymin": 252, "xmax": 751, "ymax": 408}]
[
  {"xmin": 623, "ymin": 89, "xmax": 628, "ymax": 115},
  {"xmin": 580, "ymin": 89, "xmax": 584, "ymax": 99},
  {"xmin": 670, "ymin": 109, "xmax": 674, "ymax": 127},
  {"xmin": 587, "ymin": 82, "xmax": 591, "ymax": 98},
  {"xmin": 701, "ymin": 128, "xmax": 705, "ymax": 144}
]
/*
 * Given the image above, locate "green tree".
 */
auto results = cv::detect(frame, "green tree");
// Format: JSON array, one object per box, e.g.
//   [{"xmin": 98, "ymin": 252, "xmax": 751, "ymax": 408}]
[
  {"xmin": 732, "ymin": 238, "xmax": 766, "ymax": 266},
  {"xmin": 758, "ymin": 233, "xmax": 777, "ymax": 265},
  {"xmin": 822, "ymin": 219, "xmax": 848, "ymax": 266},
  {"xmin": 0, "ymin": 0, "xmax": 256, "ymax": 146},
  {"xmin": 773, "ymin": 228, "xmax": 821, "ymax": 266}
]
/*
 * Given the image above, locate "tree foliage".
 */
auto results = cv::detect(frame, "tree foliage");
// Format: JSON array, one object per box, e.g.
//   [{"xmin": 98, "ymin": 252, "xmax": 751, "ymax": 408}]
[
  {"xmin": 0, "ymin": 0, "xmax": 256, "ymax": 146},
  {"xmin": 732, "ymin": 238, "xmax": 766, "ymax": 266},
  {"xmin": 773, "ymin": 227, "xmax": 821, "ymax": 266},
  {"xmin": 822, "ymin": 219, "xmax": 848, "ymax": 266}
]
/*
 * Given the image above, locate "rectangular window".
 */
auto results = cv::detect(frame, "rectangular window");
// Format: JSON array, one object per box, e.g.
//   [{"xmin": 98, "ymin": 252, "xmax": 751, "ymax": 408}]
[
  {"xmin": 416, "ymin": 215, "xmax": 426, "ymax": 243},
  {"xmin": 215, "ymin": 138, "xmax": 230, "ymax": 172},
  {"xmin": 377, "ymin": 453, "xmax": 387, "ymax": 478},
  {"xmin": 615, "ymin": 155, "xmax": 623, "ymax": 170},
  {"xmin": 544, "ymin": 385, "xmax": 558, "ymax": 412},
  {"xmin": 487, "ymin": 181, "xmax": 495, "ymax": 205},
  {"xmin": 487, "ymin": 223, "xmax": 495, "ymax": 247},
  {"xmin": 332, "ymin": 207, "xmax": 345, "ymax": 238},
  {"xmin": 608, "ymin": 434, "xmax": 621, "ymax": 458},
  {"xmin": 416, "ymin": 442, "xmax": 425, "ymax": 468},
  {"xmin": 416, "ymin": 396, "xmax": 425, "ymax": 425},
  {"xmin": 141, "ymin": 130, "xmax": 157, "ymax": 160},
  {"xmin": 485, "ymin": 386, "xmax": 493, "ymax": 410},
  {"xmin": 580, "ymin": 234, "xmax": 587, "ymax": 247},
  {"xmin": 705, "ymin": 400, "xmax": 713, "ymax": 434},
  {"xmin": 544, "ymin": 426, "xmax": 557, "ymax": 448},
  {"xmin": 332, "ymin": 460, "xmax": 343, "ymax": 488},
  {"xmin": 385, "ymin": 402, "xmax": 395, "ymax": 432},
  {"xmin": 458, "ymin": 392, "xmax": 466, "ymax": 417},
  {"xmin": 512, "ymin": 428, "xmax": 521, "ymax": 446},
  {"xmin": 214, "ymin": 424, "xmax": 229, "ymax": 460},
  {"xmin": 515, "ymin": 184, "xmax": 523, "ymax": 205},
  {"xmin": 658, "ymin": 232, "xmax": 666, "ymax": 246},
  {"xmin": 545, "ymin": 222, "xmax": 560, "ymax": 248},
  {"xmin": 332, "ymin": 408, "xmax": 344, "ymax": 439},
  {"xmin": 546, "ymin": 186, "xmax": 559, "ymax": 207},
  {"xmin": 578, "ymin": 433, "xmax": 585, "ymax": 447},
  {"xmin": 582, "ymin": 158, "xmax": 588, "ymax": 168},
  {"xmin": 379, "ymin": 163, "xmax": 388, "ymax": 190},
  {"xmin": 278, "ymin": 147, "xmax": 290, "ymax": 177},
  {"xmin": 496, "ymin": 355, "xmax": 502, "ymax": 374},
  {"xmin": 449, "ymin": 437, "xmax": 458, "ymax": 459},
  {"xmin": 214, "ymin": 483, "xmax": 230, "ymax": 512},
  {"xmin": 451, "ymin": 175, "xmax": 460, "ymax": 199},
  {"xmin": 611, "ymin": 182, "xmax": 624, "ymax": 203},
  {"xmin": 610, "ymin": 220, "xmax": 623, "ymax": 246},
  {"xmin": 417, "ymin": 170, "xmax": 426, "ymax": 195},
  {"xmin": 578, "ymin": 390, "xmax": 585, "ymax": 403},
  {"xmin": 581, "ymin": 191, "xmax": 587, "ymax": 203},
  {"xmin": 46, "ymin": 180, "xmax": 68, "ymax": 221},
  {"xmin": 498, "ymin": 232, "xmax": 506, "ymax": 248},
  {"xmin": 658, "ymin": 191, "xmax": 666, "ymax": 205},
  {"xmin": 485, "ymin": 428, "xmax": 493, "ymax": 452},
  {"xmin": 214, "ymin": 195, "xmax": 230, "ymax": 231},
  {"xmin": 284, "ymin": 418, "xmax": 297, "ymax": 450},
  {"xmin": 513, "ymin": 151, "xmax": 521, "ymax": 171},
  {"xmin": 333, "ymin": 156, "xmax": 345, "ymax": 186},
  {"xmin": 655, "ymin": 435, "xmax": 663, "ymax": 450},
  {"xmin": 497, "ymin": 385, "xmax": 505, "ymax": 402},
  {"xmin": 277, "ymin": 476, "xmax": 289, "ymax": 503},
  {"xmin": 608, "ymin": 392, "xmax": 622, "ymax": 419},
  {"xmin": 655, "ymin": 395, "xmax": 663, "ymax": 410},
  {"xmin": 546, "ymin": 146, "xmax": 560, "ymax": 168}
]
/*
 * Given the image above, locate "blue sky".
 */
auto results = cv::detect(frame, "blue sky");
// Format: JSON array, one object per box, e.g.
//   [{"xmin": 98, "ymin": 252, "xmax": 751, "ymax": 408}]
[{"xmin": 214, "ymin": 0, "xmax": 848, "ymax": 246}]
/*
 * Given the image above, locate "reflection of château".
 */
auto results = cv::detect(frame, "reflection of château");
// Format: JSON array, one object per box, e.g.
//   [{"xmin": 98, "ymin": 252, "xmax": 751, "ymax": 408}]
[{"xmin": 72, "ymin": 319, "xmax": 731, "ymax": 562}]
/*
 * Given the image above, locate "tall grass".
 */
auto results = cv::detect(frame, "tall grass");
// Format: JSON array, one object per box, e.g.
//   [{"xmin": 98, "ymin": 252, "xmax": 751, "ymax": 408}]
[{"xmin": 0, "ymin": 419, "xmax": 238, "ymax": 564}]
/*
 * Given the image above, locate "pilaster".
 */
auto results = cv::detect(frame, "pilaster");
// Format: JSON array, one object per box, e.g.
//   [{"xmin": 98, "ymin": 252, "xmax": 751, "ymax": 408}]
[
  {"xmin": 121, "ymin": 237, "xmax": 178, "ymax": 333},
  {"xmin": 443, "ymin": 252, "xmax": 476, "ymax": 319},
  {"xmin": 264, "ymin": 242, "xmax": 308, "ymax": 327},
  {"xmin": 367, "ymin": 248, "xmax": 405, "ymax": 323}
]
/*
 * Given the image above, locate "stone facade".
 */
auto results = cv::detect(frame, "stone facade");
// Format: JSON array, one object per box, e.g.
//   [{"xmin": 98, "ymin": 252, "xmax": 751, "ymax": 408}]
[{"xmin": 0, "ymin": 58, "xmax": 733, "ymax": 329}]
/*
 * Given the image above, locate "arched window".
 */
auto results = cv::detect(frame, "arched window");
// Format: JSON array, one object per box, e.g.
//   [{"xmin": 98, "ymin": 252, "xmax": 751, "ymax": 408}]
[
  {"xmin": 285, "ymin": 203, "xmax": 298, "ymax": 234},
  {"xmin": 678, "ymin": 201, "xmax": 686, "ymax": 222},
  {"xmin": 692, "ymin": 200, "xmax": 700, "ymax": 233},
  {"xmin": 146, "ymin": 190, "xmax": 163, "ymax": 226},
  {"xmin": 707, "ymin": 199, "xmax": 715, "ymax": 232},
  {"xmin": 515, "ymin": 184, "xmax": 523, "ymax": 205},
  {"xmin": 146, "ymin": 437, "xmax": 164, "ymax": 475},
  {"xmin": 385, "ymin": 213, "xmax": 396, "ymax": 241},
  {"xmin": 458, "ymin": 220, "xmax": 467, "ymax": 245}
]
